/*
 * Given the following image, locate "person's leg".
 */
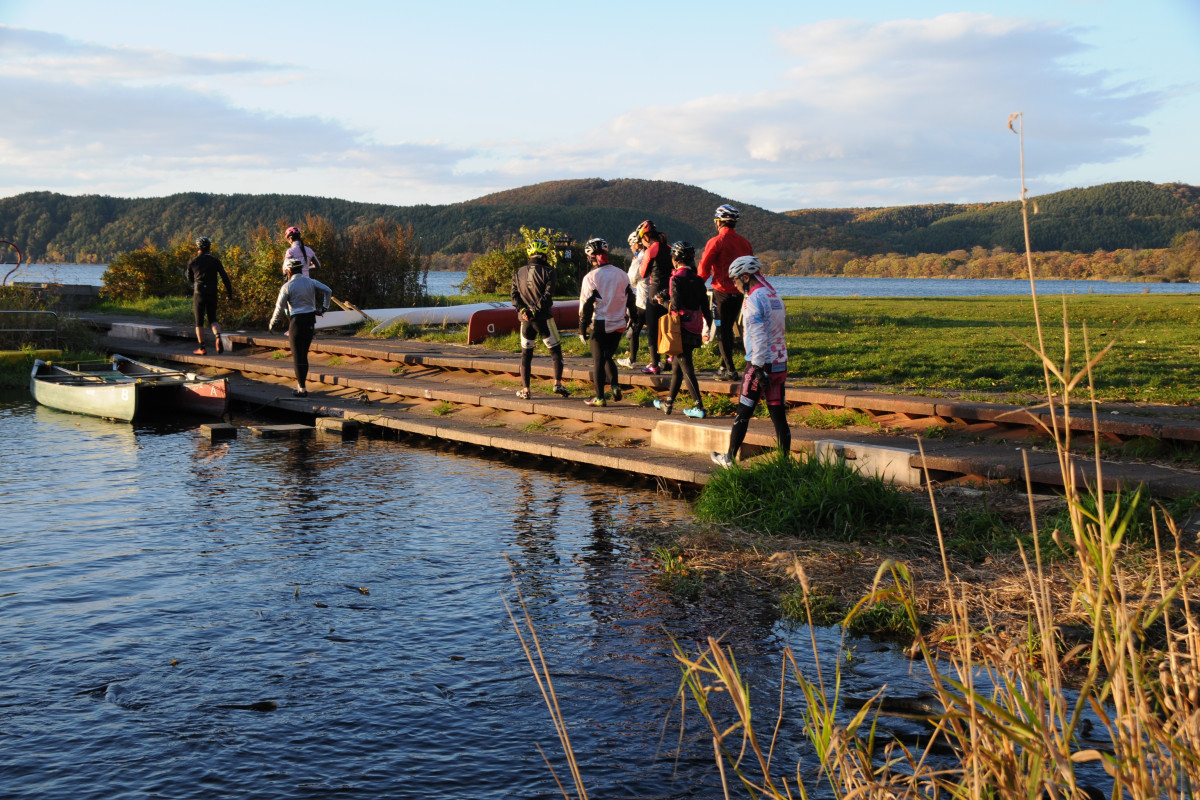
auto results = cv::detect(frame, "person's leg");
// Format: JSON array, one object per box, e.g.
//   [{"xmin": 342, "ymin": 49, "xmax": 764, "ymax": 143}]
[
  {"xmin": 643, "ymin": 299, "xmax": 663, "ymax": 370},
  {"xmin": 589, "ymin": 331, "xmax": 605, "ymax": 397},
  {"xmin": 766, "ymin": 368, "xmax": 790, "ymax": 454},
  {"xmin": 600, "ymin": 328, "xmax": 621, "ymax": 394},
  {"xmin": 679, "ymin": 342, "xmax": 702, "ymax": 406},
  {"xmin": 519, "ymin": 319, "xmax": 537, "ymax": 392},
  {"xmin": 289, "ymin": 314, "xmax": 315, "ymax": 391},
  {"xmin": 716, "ymin": 291, "xmax": 743, "ymax": 374},
  {"xmin": 626, "ymin": 310, "xmax": 643, "ymax": 363},
  {"xmin": 542, "ymin": 319, "xmax": 565, "ymax": 389},
  {"xmin": 193, "ymin": 294, "xmax": 206, "ymax": 352},
  {"xmin": 727, "ymin": 369, "xmax": 763, "ymax": 460}
]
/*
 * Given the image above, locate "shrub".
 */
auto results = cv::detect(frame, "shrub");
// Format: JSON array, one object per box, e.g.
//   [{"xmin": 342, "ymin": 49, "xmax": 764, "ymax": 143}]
[{"xmin": 695, "ymin": 449, "xmax": 929, "ymax": 539}]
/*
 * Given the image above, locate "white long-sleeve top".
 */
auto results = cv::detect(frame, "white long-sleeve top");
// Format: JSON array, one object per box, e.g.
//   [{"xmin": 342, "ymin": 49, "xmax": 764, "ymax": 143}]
[
  {"xmin": 740, "ymin": 278, "xmax": 788, "ymax": 367},
  {"xmin": 578, "ymin": 264, "xmax": 632, "ymax": 331},
  {"xmin": 269, "ymin": 274, "xmax": 332, "ymax": 329}
]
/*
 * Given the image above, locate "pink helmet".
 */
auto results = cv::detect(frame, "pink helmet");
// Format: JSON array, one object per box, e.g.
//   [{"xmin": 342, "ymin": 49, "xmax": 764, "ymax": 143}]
[{"xmin": 285, "ymin": 226, "xmax": 301, "ymax": 238}]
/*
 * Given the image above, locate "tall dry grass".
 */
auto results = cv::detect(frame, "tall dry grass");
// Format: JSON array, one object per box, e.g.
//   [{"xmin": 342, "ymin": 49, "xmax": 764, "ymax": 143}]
[{"xmin": 669, "ymin": 113, "xmax": 1200, "ymax": 799}]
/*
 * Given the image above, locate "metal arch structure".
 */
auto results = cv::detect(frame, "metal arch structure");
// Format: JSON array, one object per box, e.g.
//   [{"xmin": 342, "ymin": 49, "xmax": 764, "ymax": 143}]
[{"xmin": 1, "ymin": 239, "xmax": 23, "ymax": 286}]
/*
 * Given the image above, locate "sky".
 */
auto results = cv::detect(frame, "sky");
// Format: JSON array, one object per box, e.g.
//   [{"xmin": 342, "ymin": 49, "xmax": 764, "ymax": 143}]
[{"xmin": 1, "ymin": 0, "xmax": 1197, "ymax": 212}]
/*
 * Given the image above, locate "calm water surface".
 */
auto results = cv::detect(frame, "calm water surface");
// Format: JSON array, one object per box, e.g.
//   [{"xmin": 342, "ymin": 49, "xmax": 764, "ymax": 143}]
[
  {"xmin": 15, "ymin": 265, "xmax": 1198, "ymax": 298},
  {"xmin": 1, "ymin": 394, "xmax": 936, "ymax": 800}
]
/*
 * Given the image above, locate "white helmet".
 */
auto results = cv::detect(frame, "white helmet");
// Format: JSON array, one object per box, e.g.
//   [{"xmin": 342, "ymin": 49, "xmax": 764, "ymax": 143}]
[
  {"xmin": 727, "ymin": 255, "xmax": 761, "ymax": 278},
  {"xmin": 584, "ymin": 237, "xmax": 609, "ymax": 257},
  {"xmin": 714, "ymin": 204, "xmax": 740, "ymax": 223},
  {"xmin": 627, "ymin": 231, "xmax": 639, "ymax": 248}
]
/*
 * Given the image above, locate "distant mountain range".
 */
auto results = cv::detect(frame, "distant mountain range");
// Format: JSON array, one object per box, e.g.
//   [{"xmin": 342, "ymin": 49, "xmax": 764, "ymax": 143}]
[{"xmin": 2, "ymin": 179, "xmax": 1197, "ymax": 264}]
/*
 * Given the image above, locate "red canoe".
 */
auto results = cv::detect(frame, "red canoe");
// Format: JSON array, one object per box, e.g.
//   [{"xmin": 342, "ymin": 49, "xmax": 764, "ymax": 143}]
[{"xmin": 466, "ymin": 301, "xmax": 580, "ymax": 344}]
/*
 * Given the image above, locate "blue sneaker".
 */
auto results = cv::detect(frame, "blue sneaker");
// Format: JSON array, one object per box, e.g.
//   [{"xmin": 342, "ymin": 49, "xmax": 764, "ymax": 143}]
[
  {"xmin": 683, "ymin": 406, "xmax": 706, "ymax": 419},
  {"xmin": 653, "ymin": 399, "xmax": 672, "ymax": 415}
]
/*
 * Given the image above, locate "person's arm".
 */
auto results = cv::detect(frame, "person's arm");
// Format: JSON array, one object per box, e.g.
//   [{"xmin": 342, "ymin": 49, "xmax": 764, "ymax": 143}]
[
  {"xmin": 640, "ymin": 242, "xmax": 658, "ymax": 279},
  {"xmin": 268, "ymin": 284, "xmax": 289, "ymax": 331},
  {"xmin": 218, "ymin": 262, "xmax": 233, "ymax": 299},
  {"xmin": 697, "ymin": 236, "xmax": 720, "ymax": 282}
]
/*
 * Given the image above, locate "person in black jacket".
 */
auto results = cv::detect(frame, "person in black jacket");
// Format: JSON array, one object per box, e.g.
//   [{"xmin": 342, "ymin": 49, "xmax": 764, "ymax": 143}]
[
  {"xmin": 511, "ymin": 239, "xmax": 569, "ymax": 400},
  {"xmin": 186, "ymin": 236, "xmax": 234, "ymax": 355},
  {"xmin": 653, "ymin": 241, "xmax": 712, "ymax": 417}
]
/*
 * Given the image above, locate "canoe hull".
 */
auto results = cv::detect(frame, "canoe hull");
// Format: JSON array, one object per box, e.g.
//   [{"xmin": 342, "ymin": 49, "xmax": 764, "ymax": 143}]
[
  {"xmin": 112, "ymin": 354, "xmax": 230, "ymax": 418},
  {"xmin": 30, "ymin": 360, "xmax": 139, "ymax": 421},
  {"xmin": 466, "ymin": 302, "xmax": 580, "ymax": 344}
]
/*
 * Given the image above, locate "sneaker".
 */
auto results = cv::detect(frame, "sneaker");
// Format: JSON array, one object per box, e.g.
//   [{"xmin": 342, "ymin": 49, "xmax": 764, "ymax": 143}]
[
  {"xmin": 292, "ymin": 388, "xmax": 308, "ymax": 397},
  {"xmin": 714, "ymin": 367, "xmax": 728, "ymax": 380},
  {"xmin": 611, "ymin": 387, "xmax": 622, "ymax": 402},
  {"xmin": 215, "ymin": 338, "xmax": 224, "ymax": 354},
  {"xmin": 642, "ymin": 364, "xmax": 661, "ymax": 375},
  {"xmin": 516, "ymin": 388, "xmax": 531, "ymax": 400},
  {"xmin": 728, "ymin": 370, "xmax": 740, "ymax": 381},
  {"xmin": 193, "ymin": 347, "xmax": 207, "ymax": 355},
  {"xmin": 552, "ymin": 384, "xmax": 570, "ymax": 398},
  {"xmin": 616, "ymin": 357, "xmax": 633, "ymax": 368},
  {"xmin": 683, "ymin": 406, "xmax": 706, "ymax": 419},
  {"xmin": 653, "ymin": 399, "xmax": 672, "ymax": 415},
  {"xmin": 711, "ymin": 451, "xmax": 733, "ymax": 468},
  {"xmin": 584, "ymin": 396, "xmax": 606, "ymax": 407}
]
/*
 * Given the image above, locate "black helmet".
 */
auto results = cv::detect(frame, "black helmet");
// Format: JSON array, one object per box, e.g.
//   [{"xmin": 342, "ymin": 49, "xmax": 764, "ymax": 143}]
[
  {"xmin": 195, "ymin": 236, "xmax": 211, "ymax": 252},
  {"xmin": 584, "ymin": 237, "xmax": 609, "ymax": 257},
  {"xmin": 670, "ymin": 240, "xmax": 695, "ymax": 264}
]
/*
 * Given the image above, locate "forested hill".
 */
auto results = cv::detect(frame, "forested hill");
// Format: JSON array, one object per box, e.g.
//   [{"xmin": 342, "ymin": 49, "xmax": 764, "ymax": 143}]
[{"xmin": 2, "ymin": 179, "xmax": 1197, "ymax": 263}]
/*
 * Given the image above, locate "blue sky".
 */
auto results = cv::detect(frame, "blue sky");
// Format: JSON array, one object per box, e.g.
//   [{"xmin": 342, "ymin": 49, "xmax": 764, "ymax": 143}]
[{"xmin": 1, "ymin": 0, "xmax": 1196, "ymax": 211}]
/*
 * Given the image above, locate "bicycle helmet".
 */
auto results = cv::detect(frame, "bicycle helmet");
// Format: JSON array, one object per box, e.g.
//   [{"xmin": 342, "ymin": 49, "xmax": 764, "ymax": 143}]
[
  {"xmin": 670, "ymin": 241, "xmax": 695, "ymax": 264},
  {"xmin": 584, "ymin": 237, "xmax": 609, "ymax": 257},
  {"xmin": 284, "ymin": 257, "xmax": 305, "ymax": 273},
  {"xmin": 727, "ymin": 255, "xmax": 762, "ymax": 278},
  {"xmin": 636, "ymin": 220, "xmax": 656, "ymax": 240},
  {"xmin": 714, "ymin": 204, "xmax": 740, "ymax": 223},
  {"xmin": 195, "ymin": 236, "xmax": 211, "ymax": 252},
  {"xmin": 627, "ymin": 231, "xmax": 639, "ymax": 248},
  {"xmin": 526, "ymin": 239, "xmax": 550, "ymax": 258},
  {"xmin": 285, "ymin": 226, "xmax": 301, "ymax": 239}
]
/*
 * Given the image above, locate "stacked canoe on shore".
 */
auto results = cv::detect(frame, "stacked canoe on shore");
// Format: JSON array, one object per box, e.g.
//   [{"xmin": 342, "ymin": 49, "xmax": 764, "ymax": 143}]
[{"xmin": 30, "ymin": 354, "xmax": 228, "ymax": 421}]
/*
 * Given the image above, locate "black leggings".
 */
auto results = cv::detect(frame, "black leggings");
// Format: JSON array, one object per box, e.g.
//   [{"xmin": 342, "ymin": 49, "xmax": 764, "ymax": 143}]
[
  {"xmin": 667, "ymin": 334, "xmax": 702, "ymax": 406},
  {"xmin": 712, "ymin": 290, "xmax": 744, "ymax": 372},
  {"xmin": 627, "ymin": 307, "xmax": 645, "ymax": 362},
  {"xmin": 589, "ymin": 321, "xmax": 624, "ymax": 397},
  {"xmin": 728, "ymin": 371, "xmax": 791, "ymax": 459},
  {"xmin": 644, "ymin": 295, "xmax": 666, "ymax": 367},
  {"xmin": 289, "ymin": 312, "xmax": 316, "ymax": 386}
]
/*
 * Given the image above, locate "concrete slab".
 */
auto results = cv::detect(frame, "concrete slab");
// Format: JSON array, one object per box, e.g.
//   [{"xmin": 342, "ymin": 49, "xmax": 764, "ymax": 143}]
[
  {"xmin": 108, "ymin": 323, "xmax": 167, "ymax": 343},
  {"xmin": 315, "ymin": 417, "xmax": 359, "ymax": 436},
  {"xmin": 814, "ymin": 439, "xmax": 923, "ymax": 487},
  {"xmin": 200, "ymin": 422, "xmax": 237, "ymax": 440},
  {"xmin": 651, "ymin": 419, "xmax": 732, "ymax": 456},
  {"xmin": 248, "ymin": 424, "xmax": 313, "ymax": 439}
]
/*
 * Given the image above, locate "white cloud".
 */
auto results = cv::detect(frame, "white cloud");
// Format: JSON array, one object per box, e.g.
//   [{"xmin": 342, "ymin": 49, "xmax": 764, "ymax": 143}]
[{"xmin": 0, "ymin": 15, "xmax": 1179, "ymax": 209}]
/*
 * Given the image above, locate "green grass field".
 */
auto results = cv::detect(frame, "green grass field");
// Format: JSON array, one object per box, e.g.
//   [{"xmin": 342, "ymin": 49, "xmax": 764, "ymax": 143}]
[
  {"xmin": 780, "ymin": 294, "xmax": 1200, "ymax": 404},
  {"xmin": 87, "ymin": 291, "xmax": 1200, "ymax": 405}
]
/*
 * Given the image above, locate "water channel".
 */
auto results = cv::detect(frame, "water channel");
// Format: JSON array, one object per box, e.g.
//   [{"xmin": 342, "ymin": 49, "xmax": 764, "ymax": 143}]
[{"xmin": 1, "ymin": 393, "xmax": 942, "ymax": 799}]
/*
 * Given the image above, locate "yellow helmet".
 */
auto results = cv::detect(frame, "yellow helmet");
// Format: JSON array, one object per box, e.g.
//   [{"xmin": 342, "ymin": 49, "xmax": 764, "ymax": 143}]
[{"xmin": 526, "ymin": 239, "xmax": 550, "ymax": 258}]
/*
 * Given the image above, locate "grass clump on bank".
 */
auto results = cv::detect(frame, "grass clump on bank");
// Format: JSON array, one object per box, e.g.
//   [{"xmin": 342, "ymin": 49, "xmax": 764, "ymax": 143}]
[{"xmin": 696, "ymin": 449, "xmax": 929, "ymax": 540}]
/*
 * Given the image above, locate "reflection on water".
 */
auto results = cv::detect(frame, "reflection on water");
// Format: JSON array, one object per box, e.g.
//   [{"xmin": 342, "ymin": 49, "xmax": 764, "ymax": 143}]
[{"xmin": 2, "ymin": 396, "xmax": 938, "ymax": 799}]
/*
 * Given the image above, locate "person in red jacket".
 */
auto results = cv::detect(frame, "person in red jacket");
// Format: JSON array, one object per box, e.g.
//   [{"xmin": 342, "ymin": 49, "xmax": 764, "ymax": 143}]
[{"xmin": 698, "ymin": 204, "xmax": 753, "ymax": 380}]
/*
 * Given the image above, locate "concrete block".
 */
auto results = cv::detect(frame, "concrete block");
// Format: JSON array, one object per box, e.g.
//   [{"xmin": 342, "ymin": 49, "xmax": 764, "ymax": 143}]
[
  {"xmin": 316, "ymin": 417, "xmax": 359, "ymax": 437},
  {"xmin": 651, "ymin": 419, "xmax": 732, "ymax": 456},
  {"xmin": 249, "ymin": 424, "xmax": 314, "ymax": 439},
  {"xmin": 814, "ymin": 439, "xmax": 923, "ymax": 487},
  {"xmin": 200, "ymin": 422, "xmax": 238, "ymax": 440},
  {"xmin": 108, "ymin": 323, "xmax": 166, "ymax": 343}
]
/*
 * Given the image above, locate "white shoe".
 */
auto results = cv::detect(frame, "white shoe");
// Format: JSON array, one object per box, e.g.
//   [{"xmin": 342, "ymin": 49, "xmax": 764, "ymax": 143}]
[
  {"xmin": 616, "ymin": 357, "xmax": 633, "ymax": 368},
  {"xmin": 711, "ymin": 452, "xmax": 733, "ymax": 468}
]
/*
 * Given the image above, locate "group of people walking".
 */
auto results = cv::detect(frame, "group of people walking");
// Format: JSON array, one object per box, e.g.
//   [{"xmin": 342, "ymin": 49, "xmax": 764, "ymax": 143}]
[
  {"xmin": 514, "ymin": 204, "xmax": 791, "ymax": 466},
  {"xmin": 186, "ymin": 205, "xmax": 790, "ymax": 468}
]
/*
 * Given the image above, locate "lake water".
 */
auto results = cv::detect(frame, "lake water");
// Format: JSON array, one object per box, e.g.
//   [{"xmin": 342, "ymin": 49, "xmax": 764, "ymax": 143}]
[
  {"xmin": 12, "ymin": 265, "xmax": 1197, "ymax": 299},
  {"xmin": 1, "ymin": 393, "xmax": 948, "ymax": 799}
]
